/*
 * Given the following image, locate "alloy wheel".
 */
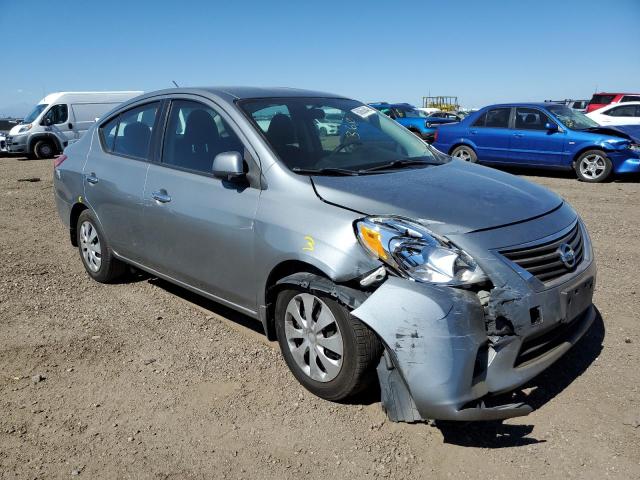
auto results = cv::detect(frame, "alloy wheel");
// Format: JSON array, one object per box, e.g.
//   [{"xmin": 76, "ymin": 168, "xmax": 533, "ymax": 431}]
[
  {"xmin": 79, "ymin": 221, "xmax": 102, "ymax": 272},
  {"xmin": 579, "ymin": 154, "xmax": 606, "ymax": 180},
  {"xmin": 284, "ymin": 293, "xmax": 344, "ymax": 382},
  {"xmin": 453, "ymin": 148, "xmax": 472, "ymax": 161}
]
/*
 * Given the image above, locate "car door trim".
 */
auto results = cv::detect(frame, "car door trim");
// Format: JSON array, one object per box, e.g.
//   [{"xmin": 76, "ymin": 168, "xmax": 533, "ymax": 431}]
[{"xmin": 112, "ymin": 251, "xmax": 260, "ymax": 318}]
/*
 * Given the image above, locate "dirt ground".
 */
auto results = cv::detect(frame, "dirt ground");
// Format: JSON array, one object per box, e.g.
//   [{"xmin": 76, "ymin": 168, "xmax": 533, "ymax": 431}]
[{"xmin": 1, "ymin": 155, "xmax": 639, "ymax": 479}]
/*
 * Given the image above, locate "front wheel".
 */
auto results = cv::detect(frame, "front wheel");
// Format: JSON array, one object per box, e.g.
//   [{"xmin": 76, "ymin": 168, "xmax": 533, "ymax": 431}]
[
  {"xmin": 451, "ymin": 145, "xmax": 477, "ymax": 163},
  {"xmin": 33, "ymin": 140, "xmax": 56, "ymax": 159},
  {"xmin": 574, "ymin": 150, "xmax": 612, "ymax": 182},
  {"xmin": 275, "ymin": 288, "xmax": 382, "ymax": 401}
]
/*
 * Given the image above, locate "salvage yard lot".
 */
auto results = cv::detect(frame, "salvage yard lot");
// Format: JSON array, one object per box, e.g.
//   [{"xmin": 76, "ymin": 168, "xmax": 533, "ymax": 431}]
[{"xmin": 0, "ymin": 156, "xmax": 639, "ymax": 479}]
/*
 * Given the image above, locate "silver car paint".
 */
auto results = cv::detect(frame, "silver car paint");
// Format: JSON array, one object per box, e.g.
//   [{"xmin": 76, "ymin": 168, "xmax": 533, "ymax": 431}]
[{"xmin": 54, "ymin": 87, "xmax": 596, "ymax": 422}]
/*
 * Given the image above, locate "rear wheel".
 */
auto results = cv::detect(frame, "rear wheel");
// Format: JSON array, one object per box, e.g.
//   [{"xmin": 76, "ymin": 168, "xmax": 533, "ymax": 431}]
[
  {"xmin": 451, "ymin": 145, "xmax": 477, "ymax": 163},
  {"xmin": 76, "ymin": 210, "xmax": 126, "ymax": 283},
  {"xmin": 574, "ymin": 150, "xmax": 612, "ymax": 182},
  {"xmin": 275, "ymin": 288, "xmax": 381, "ymax": 401},
  {"xmin": 33, "ymin": 140, "xmax": 56, "ymax": 159}
]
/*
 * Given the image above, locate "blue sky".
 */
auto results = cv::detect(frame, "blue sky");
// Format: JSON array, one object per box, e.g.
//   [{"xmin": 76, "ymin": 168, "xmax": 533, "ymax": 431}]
[{"xmin": 1, "ymin": 0, "xmax": 639, "ymax": 116}]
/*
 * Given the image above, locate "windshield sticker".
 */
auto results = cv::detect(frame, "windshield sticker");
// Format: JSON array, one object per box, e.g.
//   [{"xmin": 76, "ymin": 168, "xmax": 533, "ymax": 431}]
[{"xmin": 351, "ymin": 105, "xmax": 377, "ymax": 118}]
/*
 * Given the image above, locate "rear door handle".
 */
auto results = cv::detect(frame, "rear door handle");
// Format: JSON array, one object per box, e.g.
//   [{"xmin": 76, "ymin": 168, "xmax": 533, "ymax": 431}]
[
  {"xmin": 513, "ymin": 132, "xmax": 524, "ymax": 137},
  {"xmin": 152, "ymin": 190, "xmax": 171, "ymax": 203},
  {"xmin": 86, "ymin": 173, "xmax": 98, "ymax": 184}
]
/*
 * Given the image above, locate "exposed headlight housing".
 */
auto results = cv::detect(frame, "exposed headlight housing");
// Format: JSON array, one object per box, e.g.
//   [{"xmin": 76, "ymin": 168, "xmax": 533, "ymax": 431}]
[
  {"xmin": 628, "ymin": 143, "xmax": 640, "ymax": 153},
  {"xmin": 355, "ymin": 216, "xmax": 487, "ymax": 286},
  {"xmin": 18, "ymin": 124, "xmax": 32, "ymax": 133}
]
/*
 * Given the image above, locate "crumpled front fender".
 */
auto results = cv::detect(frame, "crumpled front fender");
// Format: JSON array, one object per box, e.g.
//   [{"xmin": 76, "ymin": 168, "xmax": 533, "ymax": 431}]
[{"xmin": 351, "ymin": 277, "xmax": 532, "ymax": 421}]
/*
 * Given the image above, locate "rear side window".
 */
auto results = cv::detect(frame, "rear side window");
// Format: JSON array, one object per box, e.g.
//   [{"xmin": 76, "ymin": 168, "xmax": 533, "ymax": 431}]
[
  {"xmin": 472, "ymin": 111, "xmax": 487, "ymax": 127},
  {"xmin": 515, "ymin": 107, "xmax": 552, "ymax": 130},
  {"xmin": 161, "ymin": 100, "xmax": 244, "ymax": 174},
  {"xmin": 484, "ymin": 108, "xmax": 510, "ymax": 128},
  {"xmin": 111, "ymin": 103, "xmax": 159, "ymax": 160},
  {"xmin": 590, "ymin": 94, "xmax": 615, "ymax": 105},
  {"xmin": 99, "ymin": 116, "xmax": 119, "ymax": 151},
  {"xmin": 606, "ymin": 105, "xmax": 637, "ymax": 117}
]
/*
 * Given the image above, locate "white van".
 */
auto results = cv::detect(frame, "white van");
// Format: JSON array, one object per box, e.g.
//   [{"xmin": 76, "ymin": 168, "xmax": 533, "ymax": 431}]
[{"xmin": 6, "ymin": 91, "xmax": 143, "ymax": 158}]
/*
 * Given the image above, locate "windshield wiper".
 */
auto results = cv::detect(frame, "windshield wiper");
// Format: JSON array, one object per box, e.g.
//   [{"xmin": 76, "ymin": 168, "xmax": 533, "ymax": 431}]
[
  {"xmin": 359, "ymin": 159, "xmax": 440, "ymax": 173},
  {"xmin": 292, "ymin": 167, "xmax": 360, "ymax": 176}
]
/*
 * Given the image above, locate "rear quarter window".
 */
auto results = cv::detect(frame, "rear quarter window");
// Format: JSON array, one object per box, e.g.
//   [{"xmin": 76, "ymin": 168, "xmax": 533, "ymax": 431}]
[{"xmin": 99, "ymin": 116, "xmax": 118, "ymax": 152}]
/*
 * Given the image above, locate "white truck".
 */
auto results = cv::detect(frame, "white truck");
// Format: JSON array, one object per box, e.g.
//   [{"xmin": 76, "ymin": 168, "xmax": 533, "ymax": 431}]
[{"xmin": 6, "ymin": 91, "xmax": 142, "ymax": 158}]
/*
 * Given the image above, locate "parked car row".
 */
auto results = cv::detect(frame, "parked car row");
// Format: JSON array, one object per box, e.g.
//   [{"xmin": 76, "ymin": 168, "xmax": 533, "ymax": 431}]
[
  {"xmin": 368, "ymin": 102, "xmax": 460, "ymax": 142},
  {"xmin": 54, "ymin": 86, "xmax": 597, "ymax": 423}
]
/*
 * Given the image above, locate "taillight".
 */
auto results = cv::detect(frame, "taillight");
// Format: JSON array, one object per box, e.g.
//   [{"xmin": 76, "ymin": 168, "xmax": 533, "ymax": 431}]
[
  {"xmin": 433, "ymin": 130, "xmax": 438, "ymax": 143},
  {"xmin": 53, "ymin": 154, "xmax": 67, "ymax": 168}
]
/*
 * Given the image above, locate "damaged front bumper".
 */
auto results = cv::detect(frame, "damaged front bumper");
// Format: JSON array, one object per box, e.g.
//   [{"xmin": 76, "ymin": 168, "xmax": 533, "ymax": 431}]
[{"xmin": 351, "ymin": 258, "xmax": 596, "ymax": 422}]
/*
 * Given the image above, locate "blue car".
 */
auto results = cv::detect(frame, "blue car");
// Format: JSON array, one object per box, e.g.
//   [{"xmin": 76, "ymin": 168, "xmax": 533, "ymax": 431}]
[
  {"xmin": 432, "ymin": 102, "xmax": 640, "ymax": 182},
  {"xmin": 369, "ymin": 102, "xmax": 457, "ymax": 142}
]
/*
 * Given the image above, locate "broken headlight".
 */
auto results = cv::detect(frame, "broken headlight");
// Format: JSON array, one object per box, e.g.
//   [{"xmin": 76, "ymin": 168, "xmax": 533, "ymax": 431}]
[{"xmin": 355, "ymin": 216, "xmax": 487, "ymax": 286}]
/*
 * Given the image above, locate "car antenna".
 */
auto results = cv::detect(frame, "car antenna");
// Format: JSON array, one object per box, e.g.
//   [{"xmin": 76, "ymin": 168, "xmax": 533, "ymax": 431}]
[{"xmin": 172, "ymin": 80, "xmax": 180, "ymax": 88}]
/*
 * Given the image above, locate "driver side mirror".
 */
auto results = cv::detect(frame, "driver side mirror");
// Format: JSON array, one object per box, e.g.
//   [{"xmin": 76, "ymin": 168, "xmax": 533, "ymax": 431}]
[
  {"xmin": 545, "ymin": 122, "xmax": 558, "ymax": 132},
  {"xmin": 42, "ymin": 117, "xmax": 53, "ymax": 127},
  {"xmin": 212, "ymin": 151, "xmax": 245, "ymax": 181}
]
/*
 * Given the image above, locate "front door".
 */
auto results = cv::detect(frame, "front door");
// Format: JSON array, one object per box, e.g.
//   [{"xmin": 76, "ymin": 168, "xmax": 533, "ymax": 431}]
[
  {"xmin": 42, "ymin": 104, "xmax": 75, "ymax": 146},
  {"xmin": 142, "ymin": 98, "xmax": 261, "ymax": 312},
  {"xmin": 510, "ymin": 107, "xmax": 566, "ymax": 166}
]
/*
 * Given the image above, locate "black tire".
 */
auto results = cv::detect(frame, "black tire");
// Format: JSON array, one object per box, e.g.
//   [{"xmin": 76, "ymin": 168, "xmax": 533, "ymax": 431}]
[
  {"xmin": 275, "ymin": 288, "xmax": 382, "ymax": 401},
  {"xmin": 76, "ymin": 210, "xmax": 126, "ymax": 283},
  {"xmin": 33, "ymin": 140, "xmax": 56, "ymax": 159},
  {"xmin": 574, "ymin": 149, "xmax": 613, "ymax": 183},
  {"xmin": 451, "ymin": 144, "xmax": 478, "ymax": 163}
]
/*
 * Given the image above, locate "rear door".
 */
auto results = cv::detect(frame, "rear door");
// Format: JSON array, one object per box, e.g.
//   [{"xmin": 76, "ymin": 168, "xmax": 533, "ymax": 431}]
[
  {"xmin": 83, "ymin": 101, "xmax": 160, "ymax": 262},
  {"xmin": 510, "ymin": 107, "xmax": 566, "ymax": 166},
  {"xmin": 467, "ymin": 107, "xmax": 512, "ymax": 162},
  {"xmin": 141, "ymin": 97, "xmax": 261, "ymax": 311}
]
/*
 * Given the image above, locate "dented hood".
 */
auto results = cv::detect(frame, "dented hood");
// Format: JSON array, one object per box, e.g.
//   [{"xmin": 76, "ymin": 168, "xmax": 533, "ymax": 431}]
[{"xmin": 312, "ymin": 160, "xmax": 563, "ymax": 234}]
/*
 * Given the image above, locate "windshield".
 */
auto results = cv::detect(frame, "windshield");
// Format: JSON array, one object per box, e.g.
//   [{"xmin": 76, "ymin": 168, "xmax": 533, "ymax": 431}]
[
  {"xmin": 22, "ymin": 104, "xmax": 48, "ymax": 124},
  {"xmin": 240, "ymin": 97, "xmax": 445, "ymax": 173},
  {"xmin": 546, "ymin": 104, "xmax": 599, "ymax": 130}
]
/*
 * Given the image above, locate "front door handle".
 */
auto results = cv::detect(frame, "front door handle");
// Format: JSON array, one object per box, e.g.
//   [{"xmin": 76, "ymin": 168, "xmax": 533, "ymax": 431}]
[
  {"xmin": 470, "ymin": 129, "xmax": 478, "ymax": 135},
  {"xmin": 152, "ymin": 190, "xmax": 171, "ymax": 204},
  {"xmin": 513, "ymin": 132, "xmax": 524, "ymax": 137},
  {"xmin": 86, "ymin": 173, "xmax": 98, "ymax": 184}
]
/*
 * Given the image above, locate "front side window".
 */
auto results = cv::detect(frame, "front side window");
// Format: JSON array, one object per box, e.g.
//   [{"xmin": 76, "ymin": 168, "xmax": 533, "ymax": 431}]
[
  {"xmin": 546, "ymin": 104, "xmax": 598, "ymax": 130},
  {"xmin": 484, "ymin": 108, "xmax": 511, "ymax": 128},
  {"xmin": 240, "ymin": 97, "xmax": 444, "ymax": 173},
  {"xmin": 162, "ymin": 100, "xmax": 244, "ymax": 174},
  {"xmin": 43, "ymin": 104, "xmax": 68, "ymax": 125},
  {"xmin": 515, "ymin": 107, "xmax": 553, "ymax": 130},
  {"xmin": 112, "ymin": 102, "xmax": 159, "ymax": 160},
  {"xmin": 472, "ymin": 111, "xmax": 487, "ymax": 127},
  {"xmin": 606, "ymin": 105, "xmax": 637, "ymax": 117}
]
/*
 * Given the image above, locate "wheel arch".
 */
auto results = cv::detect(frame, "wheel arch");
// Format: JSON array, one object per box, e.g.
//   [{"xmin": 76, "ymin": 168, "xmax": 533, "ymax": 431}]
[
  {"xmin": 571, "ymin": 145, "xmax": 607, "ymax": 167},
  {"xmin": 448, "ymin": 142, "xmax": 476, "ymax": 155},
  {"xmin": 28, "ymin": 133, "xmax": 64, "ymax": 156},
  {"xmin": 69, "ymin": 202, "xmax": 89, "ymax": 246},
  {"xmin": 261, "ymin": 260, "xmax": 329, "ymax": 340}
]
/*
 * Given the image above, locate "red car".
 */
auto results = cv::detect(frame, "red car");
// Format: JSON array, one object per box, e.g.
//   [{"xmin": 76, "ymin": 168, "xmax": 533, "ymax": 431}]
[{"xmin": 586, "ymin": 92, "xmax": 640, "ymax": 113}]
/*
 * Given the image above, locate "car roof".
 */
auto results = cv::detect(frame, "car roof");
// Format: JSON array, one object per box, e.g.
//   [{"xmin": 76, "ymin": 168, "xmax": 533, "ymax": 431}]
[
  {"xmin": 481, "ymin": 102, "xmax": 559, "ymax": 109},
  {"xmin": 369, "ymin": 102, "xmax": 415, "ymax": 108},
  {"xmin": 134, "ymin": 86, "xmax": 349, "ymax": 102}
]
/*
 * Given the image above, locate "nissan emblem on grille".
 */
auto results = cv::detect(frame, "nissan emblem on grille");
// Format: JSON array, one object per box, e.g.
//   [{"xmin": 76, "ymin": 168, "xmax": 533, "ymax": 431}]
[{"xmin": 557, "ymin": 243, "xmax": 576, "ymax": 269}]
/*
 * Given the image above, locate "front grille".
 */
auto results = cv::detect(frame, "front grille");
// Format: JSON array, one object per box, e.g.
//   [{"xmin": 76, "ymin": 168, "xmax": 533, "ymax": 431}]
[{"xmin": 500, "ymin": 222, "xmax": 584, "ymax": 283}]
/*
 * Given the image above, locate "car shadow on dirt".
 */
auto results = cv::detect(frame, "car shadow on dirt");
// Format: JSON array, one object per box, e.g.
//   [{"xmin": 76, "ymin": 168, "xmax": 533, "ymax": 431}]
[{"xmin": 436, "ymin": 308, "xmax": 605, "ymax": 448}]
